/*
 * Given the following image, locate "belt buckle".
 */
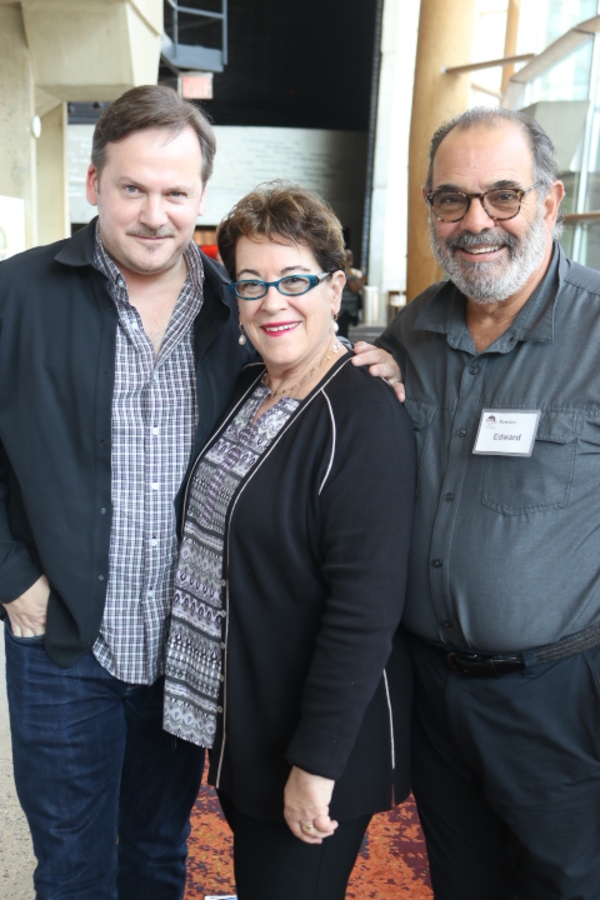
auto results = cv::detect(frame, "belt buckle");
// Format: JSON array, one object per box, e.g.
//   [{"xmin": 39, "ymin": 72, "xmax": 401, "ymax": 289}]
[
  {"xmin": 446, "ymin": 651, "xmax": 524, "ymax": 678},
  {"xmin": 446, "ymin": 651, "xmax": 486, "ymax": 677}
]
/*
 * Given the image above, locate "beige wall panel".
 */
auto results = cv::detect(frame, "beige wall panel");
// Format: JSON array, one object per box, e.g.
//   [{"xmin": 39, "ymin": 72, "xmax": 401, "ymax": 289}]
[
  {"xmin": 128, "ymin": 0, "xmax": 162, "ymax": 32},
  {"xmin": 407, "ymin": 0, "xmax": 476, "ymax": 301},
  {"xmin": 22, "ymin": 0, "xmax": 161, "ymax": 101},
  {"xmin": 35, "ymin": 85, "xmax": 62, "ymax": 118},
  {"xmin": 37, "ymin": 103, "xmax": 69, "ymax": 246},
  {"xmin": 0, "ymin": 5, "xmax": 37, "ymax": 247},
  {"xmin": 125, "ymin": 1, "xmax": 163, "ymax": 86}
]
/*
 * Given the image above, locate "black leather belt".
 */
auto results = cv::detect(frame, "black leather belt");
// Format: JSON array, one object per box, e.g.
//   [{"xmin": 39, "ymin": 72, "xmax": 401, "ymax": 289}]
[
  {"xmin": 426, "ymin": 619, "xmax": 600, "ymax": 678},
  {"xmin": 443, "ymin": 650, "xmax": 524, "ymax": 677}
]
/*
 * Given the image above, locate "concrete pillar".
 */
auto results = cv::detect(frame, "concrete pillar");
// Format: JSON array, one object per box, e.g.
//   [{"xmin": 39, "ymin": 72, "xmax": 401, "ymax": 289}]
[
  {"xmin": 368, "ymin": 0, "xmax": 419, "ymax": 307},
  {"xmin": 21, "ymin": 0, "xmax": 163, "ymax": 101},
  {"xmin": 0, "ymin": 3, "xmax": 37, "ymax": 248},
  {"xmin": 501, "ymin": 0, "xmax": 521, "ymax": 93},
  {"xmin": 406, "ymin": 0, "xmax": 477, "ymax": 301},
  {"xmin": 37, "ymin": 102, "xmax": 69, "ymax": 246}
]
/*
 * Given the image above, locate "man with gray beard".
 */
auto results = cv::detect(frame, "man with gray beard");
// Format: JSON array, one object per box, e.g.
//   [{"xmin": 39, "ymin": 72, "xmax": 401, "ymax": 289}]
[{"xmin": 375, "ymin": 107, "xmax": 600, "ymax": 898}]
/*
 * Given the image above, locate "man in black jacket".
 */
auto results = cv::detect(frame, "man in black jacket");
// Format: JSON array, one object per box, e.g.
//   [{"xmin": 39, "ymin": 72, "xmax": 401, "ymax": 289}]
[{"xmin": 0, "ymin": 85, "xmax": 253, "ymax": 899}]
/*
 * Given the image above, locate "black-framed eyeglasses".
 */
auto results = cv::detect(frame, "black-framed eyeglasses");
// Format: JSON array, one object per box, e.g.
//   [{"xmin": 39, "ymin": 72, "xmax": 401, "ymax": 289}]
[
  {"xmin": 426, "ymin": 183, "xmax": 540, "ymax": 223},
  {"xmin": 229, "ymin": 271, "xmax": 333, "ymax": 301}
]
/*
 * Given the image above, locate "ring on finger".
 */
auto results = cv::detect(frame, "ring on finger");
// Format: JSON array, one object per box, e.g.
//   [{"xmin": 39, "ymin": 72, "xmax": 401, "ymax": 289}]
[{"xmin": 301, "ymin": 823, "xmax": 314, "ymax": 833}]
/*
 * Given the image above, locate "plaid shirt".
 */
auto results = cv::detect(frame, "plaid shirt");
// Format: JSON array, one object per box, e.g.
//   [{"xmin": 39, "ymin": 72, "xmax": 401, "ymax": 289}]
[{"xmin": 92, "ymin": 228, "xmax": 204, "ymax": 684}]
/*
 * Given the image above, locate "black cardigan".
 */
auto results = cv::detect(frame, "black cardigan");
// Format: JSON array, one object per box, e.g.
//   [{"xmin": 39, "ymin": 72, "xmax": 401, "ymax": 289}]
[
  {"xmin": 197, "ymin": 355, "xmax": 417, "ymax": 822},
  {"xmin": 0, "ymin": 220, "xmax": 254, "ymax": 665}
]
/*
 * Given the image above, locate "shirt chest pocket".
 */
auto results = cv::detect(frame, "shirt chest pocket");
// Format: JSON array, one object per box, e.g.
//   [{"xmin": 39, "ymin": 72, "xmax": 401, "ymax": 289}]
[{"xmin": 481, "ymin": 411, "xmax": 581, "ymax": 516}]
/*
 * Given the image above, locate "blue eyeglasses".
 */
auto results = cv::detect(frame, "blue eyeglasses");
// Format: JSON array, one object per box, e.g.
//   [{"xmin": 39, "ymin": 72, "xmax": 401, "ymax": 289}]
[{"xmin": 229, "ymin": 272, "xmax": 333, "ymax": 301}]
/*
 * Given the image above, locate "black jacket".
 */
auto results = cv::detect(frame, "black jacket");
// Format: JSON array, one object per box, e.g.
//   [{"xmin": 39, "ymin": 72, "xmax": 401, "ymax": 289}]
[
  {"xmin": 197, "ymin": 356, "xmax": 417, "ymax": 822},
  {"xmin": 0, "ymin": 219, "xmax": 254, "ymax": 666}
]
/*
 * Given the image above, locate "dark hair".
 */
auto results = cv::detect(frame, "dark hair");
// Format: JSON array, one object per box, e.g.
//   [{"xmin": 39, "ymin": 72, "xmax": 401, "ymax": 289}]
[
  {"xmin": 425, "ymin": 106, "xmax": 560, "ymax": 192},
  {"xmin": 91, "ymin": 84, "xmax": 216, "ymax": 184},
  {"xmin": 217, "ymin": 181, "xmax": 347, "ymax": 278}
]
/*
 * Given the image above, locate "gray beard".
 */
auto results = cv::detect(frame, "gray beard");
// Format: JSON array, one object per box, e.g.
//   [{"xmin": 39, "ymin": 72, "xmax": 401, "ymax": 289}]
[{"xmin": 429, "ymin": 209, "xmax": 548, "ymax": 305}]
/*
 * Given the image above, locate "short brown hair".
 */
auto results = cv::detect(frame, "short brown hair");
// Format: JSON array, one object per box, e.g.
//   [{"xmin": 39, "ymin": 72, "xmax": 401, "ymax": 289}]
[
  {"xmin": 91, "ymin": 84, "xmax": 216, "ymax": 184},
  {"xmin": 217, "ymin": 181, "xmax": 346, "ymax": 278}
]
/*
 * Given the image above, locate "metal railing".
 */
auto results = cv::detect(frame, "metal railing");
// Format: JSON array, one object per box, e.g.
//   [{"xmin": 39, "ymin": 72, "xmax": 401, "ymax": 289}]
[{"xmin": 163, "ymin": 0, "xmax": 227, "ymax": 67}]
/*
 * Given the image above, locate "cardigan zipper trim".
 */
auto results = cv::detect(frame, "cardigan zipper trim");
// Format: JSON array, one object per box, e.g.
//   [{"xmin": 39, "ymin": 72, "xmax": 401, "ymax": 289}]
[
  {"xmin": 382, "ymin": 669, "xmax": 395, "ymax": 771},
  {"xmin": 318, "ymin": 392, "xmax": 336, "ymax": 495}
]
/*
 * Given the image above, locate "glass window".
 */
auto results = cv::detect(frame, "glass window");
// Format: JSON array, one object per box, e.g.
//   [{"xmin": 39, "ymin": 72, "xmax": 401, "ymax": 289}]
[
  {"xmin": 577, "ymin": 222, "xmax": 600, "ymax": 269},
  {"xmin": 528, "ymin": 40, "xmax": 593, "ymax": 104},
  {"xmin": 518, "ymin": 0, "xmax": 598, "ymax": 55},
  {"xmin": 515, "ymin": 1, "xmax": 600, "ymax": 265},
  {"xmin": 558, "ymin": 223, "xmax": 576, "ymax": 259}
]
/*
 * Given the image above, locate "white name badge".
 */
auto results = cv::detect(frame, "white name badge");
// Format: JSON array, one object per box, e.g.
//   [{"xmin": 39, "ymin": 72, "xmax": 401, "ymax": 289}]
[{"xmin": 473, "ymin": 409, "xmax": 540, "ymax": 457}]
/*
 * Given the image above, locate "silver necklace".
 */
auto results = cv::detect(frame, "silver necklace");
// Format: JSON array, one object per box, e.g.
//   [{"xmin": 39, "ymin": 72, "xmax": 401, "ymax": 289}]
[{"xmin": 263, "ymin": 341, "xmax": 342, "ymax": 399}]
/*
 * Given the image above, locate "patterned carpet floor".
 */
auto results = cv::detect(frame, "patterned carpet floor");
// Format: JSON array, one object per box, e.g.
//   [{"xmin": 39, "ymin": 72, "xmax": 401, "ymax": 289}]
[{"xmin": 184, "ymin": 779, "xmax": 432, "ymax": 899}]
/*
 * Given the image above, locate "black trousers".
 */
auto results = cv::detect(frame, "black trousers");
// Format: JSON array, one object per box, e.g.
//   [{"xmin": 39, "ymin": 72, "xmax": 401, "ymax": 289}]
[
  {"xmin": 410, "ymin": 635, "xmax": 600, "ymax": 900},
  {"xmin": 218, "ymin": 791, "xmax": 371, "ymax": 900}
]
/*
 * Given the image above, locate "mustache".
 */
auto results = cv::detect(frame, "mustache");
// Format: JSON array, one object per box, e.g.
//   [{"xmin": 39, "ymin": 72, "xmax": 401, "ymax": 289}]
[
  {"xmin": 445, "ymin": 230, "xmax": 519, "ymax": 254},
  {"xmin": 127, "ymin": 228, "xmax": 175, "ymax": 239}
]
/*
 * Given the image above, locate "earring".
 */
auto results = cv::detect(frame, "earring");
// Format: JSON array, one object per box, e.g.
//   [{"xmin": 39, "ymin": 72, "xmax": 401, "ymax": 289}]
[
  {"xmin": 333, "ymin": 313, "xmax": 339, "ymax": 333},
  {"xmin": 238, "ymin": 323, "xmax": 247, "ymax": 346}
]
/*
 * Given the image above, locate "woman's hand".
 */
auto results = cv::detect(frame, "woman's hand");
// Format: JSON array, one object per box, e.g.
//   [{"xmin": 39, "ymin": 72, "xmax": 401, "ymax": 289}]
[
  {"xmin": 351, "ymin": 342, "xmax": 405, "ymax": 401},
  {"xmin": 283, "ymin": 766, "xmax": 338, "ymax": 844}
]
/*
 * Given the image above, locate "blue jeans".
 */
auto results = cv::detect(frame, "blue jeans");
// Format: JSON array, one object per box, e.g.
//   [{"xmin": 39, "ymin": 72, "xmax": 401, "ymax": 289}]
[{"xmin": 4, "ymin": 624, "xmax": 205, "ymax": 900}]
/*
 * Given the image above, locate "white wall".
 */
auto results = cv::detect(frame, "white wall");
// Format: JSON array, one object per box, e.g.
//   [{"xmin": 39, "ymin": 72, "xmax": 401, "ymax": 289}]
[
  {"xmin": 69, "ymin": 124, "xmax": 368, "ymax": 250},
  {"xmin": 0, "ymin": 4, "xmax": 38, "ymax": 248},
  {"xmin": 368, "ymin": 0, "xmax": 420, "ymax": 302}
]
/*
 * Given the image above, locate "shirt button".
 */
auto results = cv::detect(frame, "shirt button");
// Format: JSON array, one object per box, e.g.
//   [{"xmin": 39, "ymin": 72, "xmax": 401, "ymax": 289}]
[
  {"xmin": 152, "ymin": 427, "xmax": 159, "ymax": 436},
  {"xmin": 151, "ymin": 539, "xmax": 158, "ymax": 547},
  {"xmin": 469, "ymin": 366, "xmax": 479, "ymax": 375},
  {"xmin": 220, "ymin": 642, "xmax": 226, "ymax": 650},
  {"xmin": 442, "ymin": 619, "xmax": 453, "ymax": 628},
  {"xmin": 457, "ymin": 428, "xmax": 466, "ymax": 438},
  {"xmin": 98, "ymin": 574, "xmax": 105, "ymax": 581},
  {"xmin": 220, "ymin": 579, "xmax": 227, "ymax": 587},
  {"xmin": 444, "ymin": 492, "xmax": 455, "ymax": 502},
  {"xmin": 151, "ymin": 482, "xmax": 159, "ymax": 490},
  {"xmin": 100, "ymin": 507, "xmax": 107, "ymax": 514},
  {"xmin": 219, "ymin": 675, "xmax": 224, "ymax": 682},
  {"xmin": 431, "ymin": 559, "xmax": 443, "ymax": 569},
  {"xmin": 217, "ymin": 706, "xmax": 223, "ymax": 713}
]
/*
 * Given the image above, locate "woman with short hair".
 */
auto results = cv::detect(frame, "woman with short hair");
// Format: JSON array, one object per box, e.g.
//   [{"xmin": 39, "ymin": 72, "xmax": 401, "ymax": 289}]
[{"xmin": 163, "ymin": 182, "xmax": 416, "ymax": 900}]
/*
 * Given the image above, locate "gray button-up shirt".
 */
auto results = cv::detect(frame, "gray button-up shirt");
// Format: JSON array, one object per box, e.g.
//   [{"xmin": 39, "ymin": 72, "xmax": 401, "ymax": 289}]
[{"xmin": 379, "ymin": 244, "xmax": 600, "ymax": 652}]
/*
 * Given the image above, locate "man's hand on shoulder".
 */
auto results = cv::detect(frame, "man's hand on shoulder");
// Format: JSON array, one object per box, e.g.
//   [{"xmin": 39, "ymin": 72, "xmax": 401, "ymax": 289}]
[
  {"xmin": 352, "ymin": 341, "xmax": 405, "ymax": 402},
  {"xmin": 3, "ymin": 575, "xmax": 50, "ymax": 637}
]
